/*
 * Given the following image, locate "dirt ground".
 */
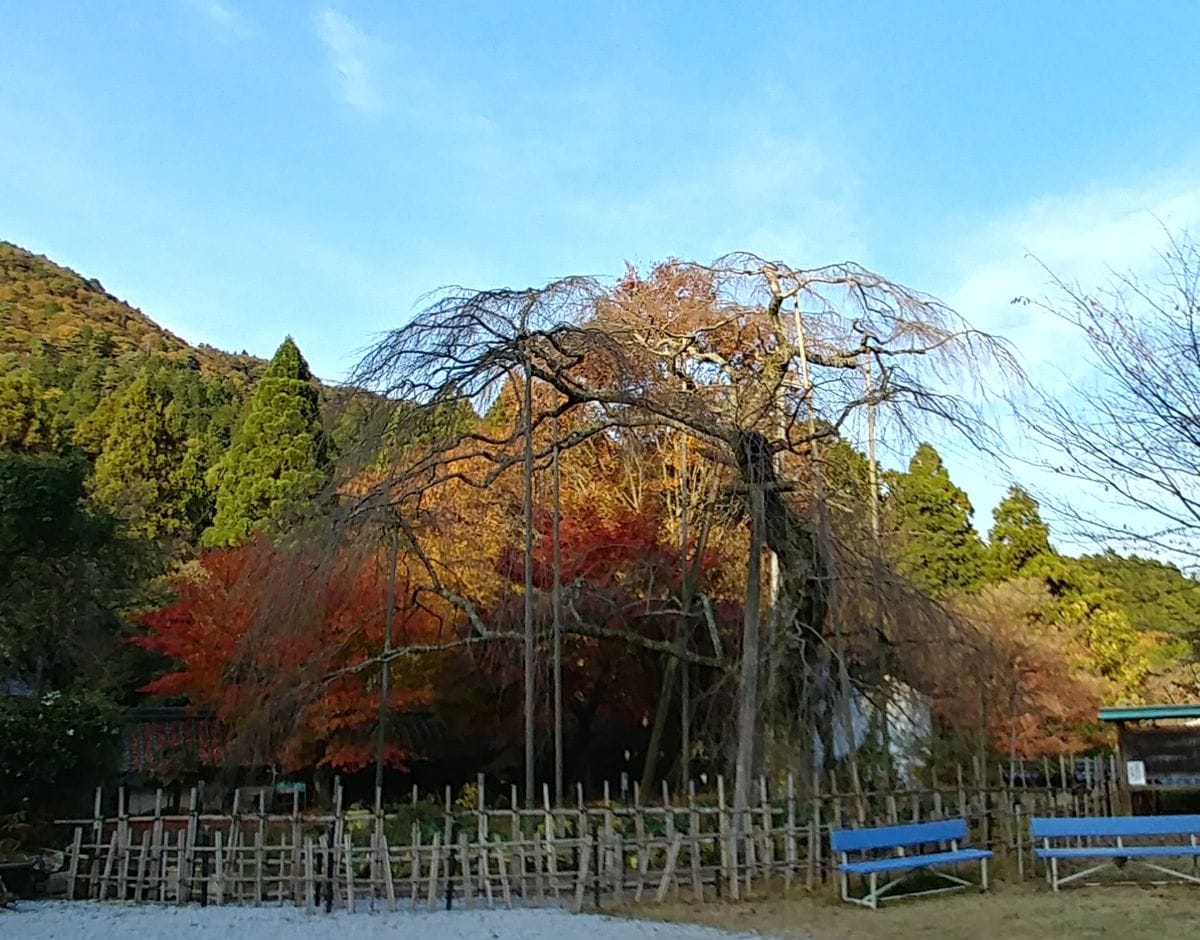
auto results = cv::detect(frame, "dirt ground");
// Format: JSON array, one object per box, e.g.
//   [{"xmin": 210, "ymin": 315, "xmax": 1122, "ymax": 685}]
[{"xmin": 623, "ymin": 883, "xmax": 1200, "ymax": 939}]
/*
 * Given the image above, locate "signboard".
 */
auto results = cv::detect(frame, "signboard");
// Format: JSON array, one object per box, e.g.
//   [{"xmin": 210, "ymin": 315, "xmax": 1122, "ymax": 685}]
[
  {"xmin": 275, "ymin": 781, "xmax": 307, "ymax": 795},
  {"xmin": 1120, "ymin": 727, "xmax": 1200, "ymax": 789}
]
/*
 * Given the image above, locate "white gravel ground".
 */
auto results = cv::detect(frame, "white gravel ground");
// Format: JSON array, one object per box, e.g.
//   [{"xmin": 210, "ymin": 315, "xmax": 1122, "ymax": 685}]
[{"xmin": 8, "ymin": 901, "xmax": 761, "ymax": 939}]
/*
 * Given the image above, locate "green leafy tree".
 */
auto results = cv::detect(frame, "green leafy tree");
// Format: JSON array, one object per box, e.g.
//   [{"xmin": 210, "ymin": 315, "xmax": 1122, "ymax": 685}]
[
  {"xmin": 0, "ymin": 454, "xmax": 149, "ymax": 695},
  {"xmin": 884, "ymin": 443, "xmax": 986, "ymax": 597},
  {"xmin": 987, "ymin": 484, "xmax": 1053, "ymax": 580},
  {"xmin": 1068, "ymin": 600, "xmax": 1149, "ymax": 695},
  {"xmin": 0, "ymin": 689, "xmax": 123, "ymax": 816},
  {"xmin": 388, "ymin": 393, "xmax": 476, "ymax": 454},
  {"xmin": 75, "ymin": 369, "xmax": 210, "ymax": 543},
  {"xmin": 972, "ymin": 486, "xmax": 1151, "ymax": 699},
  {"xmin": 0, "ymin": 369, "xmax": 58, "ymax": 452},
  {"xmin": 204, "ymin": 337, "xmax": 329, "ymax": 546},
  {"xmin": 1078, "ymin": 552, "xmax": 1200, "ymax": 637}
]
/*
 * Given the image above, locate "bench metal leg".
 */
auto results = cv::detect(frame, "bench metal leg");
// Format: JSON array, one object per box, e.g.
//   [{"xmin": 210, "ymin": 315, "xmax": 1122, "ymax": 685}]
[
  {"xmin": 1050, "ymin": 856, "xmax": 1059, "ymax": 892},
  {"xmin": 1133, "ymin": 862, "xmax": 1200, "ymax": 886},
  {"xmin": 839, "ymin": 869, "xmax": 877, "ymax": 909},
  {"xmin": 839, "ymin": 864, "xmax": 986, "ymax": 908}
]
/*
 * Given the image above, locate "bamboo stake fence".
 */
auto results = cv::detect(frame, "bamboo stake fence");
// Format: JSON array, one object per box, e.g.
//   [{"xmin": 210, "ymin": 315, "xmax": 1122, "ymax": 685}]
[{"xmin": 56, "ymin": 756, "xmax": 1121, "ymax": 912}]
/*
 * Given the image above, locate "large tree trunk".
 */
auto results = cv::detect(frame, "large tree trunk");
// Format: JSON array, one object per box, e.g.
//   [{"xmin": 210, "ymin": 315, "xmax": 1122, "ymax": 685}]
[
  {"xmin": 733, "ymin": 431, "xmax": 834, "ymax": 775},
  {"xmin": 733, "ymin": 480, "xmax": 765, "ymax": 817},
  {"xmin": 639, "ymin": 655, "xmax": 678, "ymax": 794}
]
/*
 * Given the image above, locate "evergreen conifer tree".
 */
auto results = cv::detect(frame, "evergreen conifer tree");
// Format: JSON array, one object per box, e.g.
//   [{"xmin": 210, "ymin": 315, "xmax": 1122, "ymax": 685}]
[
  {"xmin": 987, "ymin": 484, "xmax": 1053, "ymax": 580},
  {"xmin": 78, "ymin": 371, "xmax": 209, "ymax": 542},
  {"xmin": 203, "ymin": 337, "xmax": 328, "ymax": 546},
  {"xmin": 884, "ymin": 443, "xmax": 986, "ymax": 597}
]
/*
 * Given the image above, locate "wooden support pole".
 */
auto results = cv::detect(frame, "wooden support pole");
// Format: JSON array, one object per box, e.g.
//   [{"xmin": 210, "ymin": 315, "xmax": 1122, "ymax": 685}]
[
  {"xmin": 291, "ymin": 789, "xmax": 302, "ymax": 905},
  {"xmin": 459, "ymin": 831, "xmax": 473, "ymax": 909},
  {"xmin": 66, "ymin": 826, "xmax": 83, "ymax": 900},
  {"xmin": 343, "ymin": 834, "xmax": 355, "ymax": 913},
  {"xmin": 427, "ymin": 833, "xmax": 441, "ymax": 912},
  {"xmin": 573, "ymin": 833, "xmax": 592, "ymax": 912},
  {"xmin": 495, "ymin": 837, "xmax": 513, "ymax": 909},
  {"xmin": 214, "ymin": 830, "xmax": 224, "ymax": 905},
  {"xmin": 173, "ymin": 830, "xmax": 186, "ymax": 903},
  {"xmin": 382, "ymin": 834, "xmax": 396, "ymax": 911},
  {"xmin": 100, "ymin": 827, "xmax": 116, "ymax": 901},
  {"xmin": 133, "ymin": 829, "xmax": 150, "ymax": 902},
  {"xmin": 479, "ymin": 840, "xmax": 493, "ymax": 907},
  {"xmin": 304, "ymin": 837, "xmax": 315, "ymax": 913},
  {"xmin": 254, "ymin": 830, "xmax": 264, "ymax": 905},
  {"xmin": 88, "ymin": 786, "xmax": 103, "ymax": 900},
  {"xmin": 410, "ymin": 824, "xmax": 421, "ymax": 907},
  {"xmin": 333, "ymin": 779, "xmax": 345, "ymax": 907},
  {"xmin": 688, "ymin": 781, "xmax": 702, "ymax": 901},
  {"xmin": 115, "ymin": 788, "xmax": 128, "ymax": 900},
  {"xmin": 656, "ymin": 834, "xmax": 683, "ymax": 903},
  {"xmin": 151, "ymin": 789, "xmax": 164, "ymax": 902}
]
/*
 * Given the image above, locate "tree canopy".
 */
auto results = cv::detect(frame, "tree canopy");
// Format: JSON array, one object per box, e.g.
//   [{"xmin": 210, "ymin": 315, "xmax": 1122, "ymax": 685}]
[
  {"xmin": 6, "ymin": 236, "xmax": 1200, "ymax": 820},
  {"xmin": 884, "ymin": 443, "xmax": 987, "ymax": 597},
  {"xmin": 987, "ymin": 485, "xmax": 1053, "ymax": 581},
  {"xmin": 204, "ymin": 337, "xmax": 329, "ymax": 546}
]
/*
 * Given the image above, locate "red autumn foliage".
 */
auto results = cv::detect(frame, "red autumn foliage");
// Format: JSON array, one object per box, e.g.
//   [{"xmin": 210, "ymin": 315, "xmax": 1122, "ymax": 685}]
[
  {"xmin": 135, "ymin": 535, "xmax": 442, "ymax": 772},
  {"xmin": 485, "ymin": 503, "xmax": 736, "ymax": 745},
  {"xmin": 931, "ymin": 581, "xmax": 1109, "ymax": 757}
]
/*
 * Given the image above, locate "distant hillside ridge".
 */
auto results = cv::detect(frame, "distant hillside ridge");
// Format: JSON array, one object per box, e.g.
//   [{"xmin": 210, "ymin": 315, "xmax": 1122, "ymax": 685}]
[{"xmin": 0, "ymin": 240, "xmax": 263, "ymax": 384}]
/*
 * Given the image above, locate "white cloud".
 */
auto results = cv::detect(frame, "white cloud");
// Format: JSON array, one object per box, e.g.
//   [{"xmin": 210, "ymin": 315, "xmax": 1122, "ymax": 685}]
[
  {"xmin": 314, "ymin": 9, "xmax": 386, "ymax": 115},
  {"xmin": 932, "ymin": 171, "xmax": 1200, "ymax": 540},
  {"xmin": 946, "ymin": 176, "xmax": 1200, "ymax": 376},
  {"xmin": 188, "ymin": 0, "xmax": 252, "ymax": 41},
  {"xmin": 555, "ymin": 110, "xmax": 866, "ymax": 270}
]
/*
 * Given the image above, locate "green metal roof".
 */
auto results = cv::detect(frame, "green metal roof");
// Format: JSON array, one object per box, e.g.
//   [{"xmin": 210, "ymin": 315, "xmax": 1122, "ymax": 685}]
[{"xmin": 1099, "ymin": 705, "xmax": 1200, "ymax": 722}]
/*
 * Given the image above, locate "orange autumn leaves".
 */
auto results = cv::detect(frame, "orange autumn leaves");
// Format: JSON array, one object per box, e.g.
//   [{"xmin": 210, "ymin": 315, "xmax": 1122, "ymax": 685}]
[{"xmin": 136, "ymin": 535, "xmax": 444, "ymax": 773}]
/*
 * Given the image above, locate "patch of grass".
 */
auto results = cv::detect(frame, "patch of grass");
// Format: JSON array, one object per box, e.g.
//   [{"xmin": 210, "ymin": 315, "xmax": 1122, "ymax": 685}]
[{"xmin": 618, "ymin": 883, "xmax": 1200, "ymax": 939}]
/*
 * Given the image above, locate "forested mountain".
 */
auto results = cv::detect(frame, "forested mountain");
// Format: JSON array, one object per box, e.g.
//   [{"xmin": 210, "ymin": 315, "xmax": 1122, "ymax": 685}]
[
  {"xmin": 0, "ymin": 242, "xmax": 360, "ymax": 813},
  {"xmin": 1, "ymin": 241, "xmax": 261, "ymax": 379}
]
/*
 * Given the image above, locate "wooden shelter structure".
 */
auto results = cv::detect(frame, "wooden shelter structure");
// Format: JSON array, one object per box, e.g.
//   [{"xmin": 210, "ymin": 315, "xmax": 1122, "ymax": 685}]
[{"xmin": 1099, "ymin": 704, "xmax": 1200, "ymax": 813}]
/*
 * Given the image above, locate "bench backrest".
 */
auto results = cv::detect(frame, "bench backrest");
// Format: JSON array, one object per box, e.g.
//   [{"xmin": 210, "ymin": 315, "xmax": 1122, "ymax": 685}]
[
  {"xmin": 1031, "ymin": 815, "xmax": 1200, "ymax": 839},
  {"xmin": 830, "ymin": 818, "xmax": 967, "ymax": 853}
]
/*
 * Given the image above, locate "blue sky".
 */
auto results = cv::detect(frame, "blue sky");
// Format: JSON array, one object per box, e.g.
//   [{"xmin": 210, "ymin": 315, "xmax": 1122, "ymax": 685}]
[{"xmin": 4, "ymin": 1, "xmax": 1200, "ymax": 531}]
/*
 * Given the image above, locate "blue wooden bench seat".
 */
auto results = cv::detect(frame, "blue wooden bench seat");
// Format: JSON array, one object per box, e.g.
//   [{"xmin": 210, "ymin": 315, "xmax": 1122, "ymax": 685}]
[
  {"xmin": 1031, "ymin": 815, "xmax": 1200, "ymax": 891},
  {"xmin": 831, "ymin": 818, "xmax": 992, "ymax": 909}
]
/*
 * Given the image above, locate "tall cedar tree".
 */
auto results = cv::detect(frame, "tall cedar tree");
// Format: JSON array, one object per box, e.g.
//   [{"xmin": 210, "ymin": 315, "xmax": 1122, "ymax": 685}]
[
  {"xmin": 76, "ymin": 371, "xmax": 210, "ymax": 543},
  {"xmin": 987, "ymin": 484, "xmax": 1053, "ymax": 581},
  {"xmin": 204, "ymin": 338, "xmax": 328, "ymax": 546},
  {"xmin": 885, "ymin": 443, "xmax": 986, "ymax": 597}
]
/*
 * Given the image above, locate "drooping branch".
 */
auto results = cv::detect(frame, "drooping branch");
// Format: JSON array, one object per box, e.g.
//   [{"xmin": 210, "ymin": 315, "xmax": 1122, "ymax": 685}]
[{"xmin": 320, "ymin": 254, "xmax": 1021, "ymax": 791}]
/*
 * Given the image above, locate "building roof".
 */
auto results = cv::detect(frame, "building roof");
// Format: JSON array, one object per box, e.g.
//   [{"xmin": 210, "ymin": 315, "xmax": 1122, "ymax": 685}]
[
  {"xmin": 123, "ymin": 707, "xmax": 224, "ymax": 774},
  {"xmin": 121, "ymin": 706, "xmax": 459, "ymax": 776},
  {"xmin": 1098, "ymin": 704, "xmax": 1200, "ymax": 723}
]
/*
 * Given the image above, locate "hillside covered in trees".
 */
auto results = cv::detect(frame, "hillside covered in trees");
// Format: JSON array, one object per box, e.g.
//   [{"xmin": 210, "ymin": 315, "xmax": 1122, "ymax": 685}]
[{"xmin": 3, "ymin": 240, "xmax": 1200, "ymax": 819}]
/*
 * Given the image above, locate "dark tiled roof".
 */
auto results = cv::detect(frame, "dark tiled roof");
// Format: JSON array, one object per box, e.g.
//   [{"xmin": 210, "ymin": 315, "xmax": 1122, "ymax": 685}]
[
  {"xmin": 121, "ymin": 708, "xmax": 459, "ymax": 774},
  {"xmin": 122, "ymin": 707, "xmax": 225, "ymax": 774}
]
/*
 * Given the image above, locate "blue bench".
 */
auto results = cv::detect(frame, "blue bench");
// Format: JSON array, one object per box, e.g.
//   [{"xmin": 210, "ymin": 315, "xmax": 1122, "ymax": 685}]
[
  {"xmin": 1031, "ymin": 815, "xmax": 1200, "ymax": 891},
  {"xmin": 830, "ymin": 818, "xmax": 992, "ymax": 909}
]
